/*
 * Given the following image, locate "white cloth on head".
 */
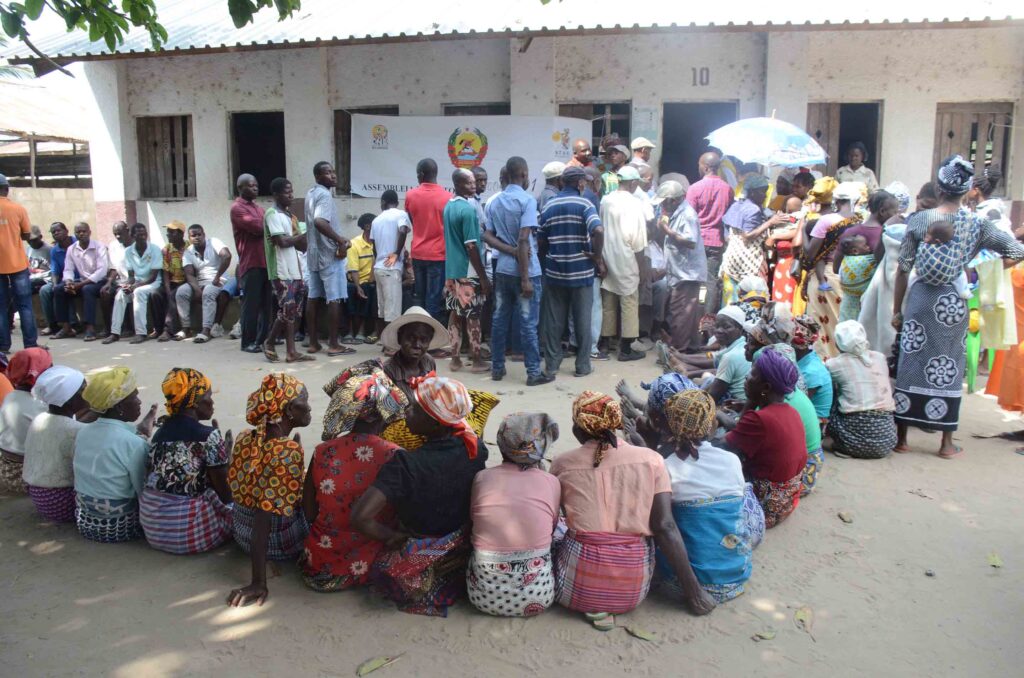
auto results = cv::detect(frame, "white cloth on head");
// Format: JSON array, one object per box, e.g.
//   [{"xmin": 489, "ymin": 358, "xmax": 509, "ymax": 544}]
[
  {"xmin": 834, "ymin": 320, "xmax": 871, "ymax": 365},
  {"xmin": 716, "ymin": 304, "xmax": 747, "ymax": 328},
  {"xmin": 32, "ymin": 366, "xmax": 85, "ymax": 407}
]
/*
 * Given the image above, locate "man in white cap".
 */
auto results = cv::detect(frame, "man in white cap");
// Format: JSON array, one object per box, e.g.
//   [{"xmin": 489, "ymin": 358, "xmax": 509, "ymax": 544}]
[
  {"xmin": 0, "ymin": 173, "xmax": 40, "ymax": 354},
  {"xmin": 539, "ymin": 161, "xmax": 565, "ymax": 212},
  {"xmin": 598, "ymin": 165, "xmax": 648, "ymax": 361},
  {"xmin": 630, "ymin": 137, "xmax": 656, "ymax": 166},
  {"xmin": 653, "ymin": 178, "xmax": 706, "ymax": 352}
]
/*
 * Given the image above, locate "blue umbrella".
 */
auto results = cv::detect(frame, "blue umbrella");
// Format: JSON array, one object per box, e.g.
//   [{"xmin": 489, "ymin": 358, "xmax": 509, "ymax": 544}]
[{"xmin": 706, "ymin": 117, "xmax": 827, "ymax": 168}]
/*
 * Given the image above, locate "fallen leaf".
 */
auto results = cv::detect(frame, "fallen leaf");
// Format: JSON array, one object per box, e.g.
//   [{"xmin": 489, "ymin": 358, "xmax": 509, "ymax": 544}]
[
  {"xmin": 751, "ymin": 629, "xmax": 776, "ymax": 642},
  {"xmin": 356, "ymin": 654, "xmax": 404, "ymax": 676},
  {"xmin": 837, "ymin": 511, "xmax": 853, "ymax": 524},
  {"xmin": 987, "ymin": 552, "xmax": 1004, "ymax": 568},
  {"xmin": 907, "ymin": 489, "xmax": 934, "ymax": 500},
  {"xmin": 625, "ymin": 626, "xmax": 656, "ymax": 641},
  {"xmin": 794, "ymin": 606, "xmax": 815, "ymax": 641}
]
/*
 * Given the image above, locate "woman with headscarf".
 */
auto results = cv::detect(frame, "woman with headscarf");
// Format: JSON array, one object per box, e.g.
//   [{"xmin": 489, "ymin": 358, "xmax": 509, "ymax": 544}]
[
  {"xmin": 378, "ymin": 306, "xmax": 499, "ymax": 452},
  {"xmin": 735, "ymin": 275, "xmax": 769, "ymax": 326},
  {"xmin": 884, "ymin": 181, "xmax": 912, "ymax": 224},
  {"xmin": 551, "ymin": 391, "xmax": 715, "ymax": 621},
  {"xmin": 834, "ymin": 190, "xmax": 899, "ymax": 322},
  {"xmin": 299, "ymin": 363, "xmax": 408, "ymax": 593},
  {"xmin": 0, "ymin": 348, "xmax": 52, "ymax": 494},
  {"xmin": 226, "ymin": 373, "xmax": 311, "ymax": 606},
  {"xmin": 139, "ymin": 368, "xmax": 233, "ymax": 555},
  {"xmin": 656, "ymin": 389, "xmax": 763, "ymax": 603},
  {"xmin": 798, "ymin": 179, "xmax": 864, "ymax": 358},
  {"xmin": 616, "ymin": 372, "xmax": 700, "ymax": 454},
  {"xmin": 719, "ymin": 349, "xmax": 807, "ymax": 527},
  {"xmin": 352, "ymin": 374, "xmax": 488, "ymax": 616},
  {"xmin": 825, "ymin": 320, "xmax": 897, "ymax": 459},
  {"xmin": 792, "ymin": 315, "xmax": 833, "ymax": 424},
  {"xmin": 21, "ymin": 366, "xmax": 89, "ymax": 522},
  {"xmin": 892, "ymin": 156, "xmax": 1024, "ymax": 458},
  {"xmin": 467, "ymin": 412, "xmax": 561, "ymax": 617},
  {"xmin": 73, "ymin": 367, "xmax": 158, "ymax": 542}
]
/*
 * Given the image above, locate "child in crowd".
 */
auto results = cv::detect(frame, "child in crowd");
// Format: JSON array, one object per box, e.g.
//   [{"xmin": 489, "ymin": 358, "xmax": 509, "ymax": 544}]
[
  {"xmin": 924, "ymin": 219, "xmax": 972, "ymax": 299},
  {"xmin": 344, "ymin": 213, "xmax": 379, "ymax": 344},
  {"xmin": 837, "ymin": 234, "xmax": 878, "ymax": 321}
]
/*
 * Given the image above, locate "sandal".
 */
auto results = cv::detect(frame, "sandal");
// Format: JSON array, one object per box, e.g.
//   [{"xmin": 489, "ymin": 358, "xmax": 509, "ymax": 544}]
[
  {"xmin": 172, "ymin": 331, "xmax": 186, "ymax": 341},
  {"xmin": 341, "ymin": 335, "xmax": 359, "ymax": 345},
  {"xmin": 53, "ymin": 328, "xmax": 76, "ymax": 339},
  {"xmin": 364, "ymin": 335, "xmax": 379, "ymax": 344},
  {"xmin": 938, "ymin": 445, "xmax": 963, "ymax": 459},
  {"xmin": 263, "ymin": 343, "xmax": 280, "ymax": 363},
  {"xmin": 83, "ymin": 332, "xmax": 98, "ymax": 342},
  {"xmin": 193, "ymin": 333, "xmax": 210, "ymax": 344},
  {"xmin": 286, "ymin": 353, "xmax": 316, "ymax": 363},
  {"xmin": 326, "ymin": 345, "xmax": 356, "ymax": 356},
  {"xmin": 157, "ymin": 332, "xmax": 172, "ymax": 343}
]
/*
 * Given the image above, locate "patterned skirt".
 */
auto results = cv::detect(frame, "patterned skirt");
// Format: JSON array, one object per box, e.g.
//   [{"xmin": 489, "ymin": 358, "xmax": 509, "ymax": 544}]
[
  {"xmin": 370, "ymin": 528, "xmax": 470, "ymax": 617},
  {"xmin": 751, "ymin": 475, "xmax": 803, "ymax": 529},
  {"xmin": 894, "ymin": 282, "xmax": 966, "ymax": 431},
  {"xmin": 27, "ymin": 485, "xmax": 76, "ymax": 523},
  {"xmin": 232, "ymin": 505, "xmax": 308, "ymax": 561},
  {"xmin": 76, "ymin": 494, "xmax": 143, "ymax": 543},
  {"xmin": 467, "ymin": 547, "xmax": 555, "ymax": 617},
  {"xmin": 829, "ymin": 410, "xmax": 897, "ymax": 459},
  {"xmin": 0, "ymin": 455, "xmax": 27, "ymax": 495},
  {"xmin": 801, "ymin": 447, "xmax": 825, "ymax": 496},
  {"xmin": 554, "ymin": 529, "xmax": 654, "ymax": 614},
  {"xmin": 139, "ymin": 487, "xmax": 233, "ymax": 555}
]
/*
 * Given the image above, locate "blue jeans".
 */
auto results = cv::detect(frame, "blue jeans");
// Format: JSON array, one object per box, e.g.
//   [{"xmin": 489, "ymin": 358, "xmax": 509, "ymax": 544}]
[
  {"xmin": 0, "ymin": 269, "xmax": 39, "ymax": 351},
  {"xmin": 491, "ymin": 273, "xmax": 542, "ymax": 377},
  {"xmin": 412, "ymin": 259, "xmax": 446, "ymax": 324},
  {"xmin": 569, "ymin": 277, "xmax": 602, "ymax": 354},
  {"xmin": 55, "ymin": 281, "xmax": 102, "ymax": 327}
]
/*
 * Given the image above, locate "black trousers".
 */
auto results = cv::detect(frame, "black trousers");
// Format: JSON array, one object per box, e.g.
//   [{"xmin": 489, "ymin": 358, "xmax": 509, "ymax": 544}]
[{"xmin": 240, "ymin": 267, "xmax": 273, "ymax": 348}]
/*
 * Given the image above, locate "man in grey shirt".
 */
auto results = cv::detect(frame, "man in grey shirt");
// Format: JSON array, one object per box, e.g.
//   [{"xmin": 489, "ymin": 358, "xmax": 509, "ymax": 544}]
[
  {"xmin": 303, "ymin": 161, "xmax": 353, "ymax": 356},
  {"xmin": 652, "ymin": 179, "xmax": 706, "ymax": 352}
]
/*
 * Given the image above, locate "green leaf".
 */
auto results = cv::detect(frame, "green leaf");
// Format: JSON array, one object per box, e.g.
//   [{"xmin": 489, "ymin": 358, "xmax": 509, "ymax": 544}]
[
  {"xmin": 625, "ymin": 626, "xmax": 656, "ymax": 641},
  {"xmin": 356, "ymin": 655, "xmax": 404, "ymax": 676},
  {"xmin": 752, "ymin": 629, "xmax": 776, "ymax": 642},
  {"xmin": 103, "ymin": 29, "xmax": 116, "ymax": 51},
  {"xmin": 24, "ymin": 0, "xmax": 43, "ymax": 20},
  {"xmin": 987, "ymin": 552, "xmax": 1004, "ymax": 568},
  {"xmin": 88, "ymin": 21, "xmax": 101, "ymax": 42},
  {"xmin": 1, "ymin": 10, "xmax": 24, "ymax": 39}
]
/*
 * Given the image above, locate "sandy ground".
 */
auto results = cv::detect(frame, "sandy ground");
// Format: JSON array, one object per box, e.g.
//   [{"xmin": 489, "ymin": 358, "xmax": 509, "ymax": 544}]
[{"xmin": 2, "ymin": 336, "xmax": 1023, "ymax": 677}]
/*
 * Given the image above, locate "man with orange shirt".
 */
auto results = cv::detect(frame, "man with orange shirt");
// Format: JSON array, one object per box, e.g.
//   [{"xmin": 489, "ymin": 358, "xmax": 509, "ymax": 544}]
[
  {"xmin": 0, "ymin": 174, "xmax": 38, "ymax": 353},
  {"xmin": 405, "ymin": 158, "xmax": 450, "ymax": 327}
]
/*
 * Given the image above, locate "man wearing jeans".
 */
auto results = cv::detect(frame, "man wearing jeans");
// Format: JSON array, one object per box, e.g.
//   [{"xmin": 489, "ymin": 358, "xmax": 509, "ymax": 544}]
[
  {"xmin": 405, "ymin": 158, "xmax": 449, "ymax": 327},
  {"xmin": 483, "ymin": 156, "xmax": 550, "ymax": 386},
  {"xmin": 54, "ymin": 222, "xmax": 109, "ymax": 341},
  {"xmin": 0, "ymin": 173, "xmax": 38, "ymax": 353},
  {"xmin": 304, "ymin": 161, "xmax": 351, "ymax": 356},
  {"xmin": 230, "ymin": 173, "xmax": 271, "ymax": 353}
]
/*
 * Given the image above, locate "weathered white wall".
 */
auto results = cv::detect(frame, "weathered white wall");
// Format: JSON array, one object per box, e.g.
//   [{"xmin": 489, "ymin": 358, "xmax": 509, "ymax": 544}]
[{"xmin": 9, "ymin": 187, "xmax": 96, "ymax": 231}]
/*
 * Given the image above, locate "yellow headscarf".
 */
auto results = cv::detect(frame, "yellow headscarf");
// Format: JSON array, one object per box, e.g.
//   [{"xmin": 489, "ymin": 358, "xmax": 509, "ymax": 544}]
[
  {"xmin": 806, "ymin": 176, "xmax": 838, "ymax": 206},
  {"xmin": 83, "ymin": 367, "xmax": 137, "ymax": 413},
  {"xmin": 161, "ymin": 367, "xmax": 211, "ymax": 415}
]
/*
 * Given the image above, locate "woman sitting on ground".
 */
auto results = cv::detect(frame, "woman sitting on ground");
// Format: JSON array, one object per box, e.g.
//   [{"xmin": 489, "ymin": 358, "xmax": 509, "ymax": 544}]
[
  {"xmin": 352, "ymin": 374, "xmax": 488, "ymax": 616},
  {"xmin": 735, "ymin": 275, "xmax": 769, "ymax": 326},
  {"xmin": 656, "ymin": 389, "xmax": 764, "ymax": 603},
  {"xmin": 720, "ymin": 349, "xmax": 807, "ymax": 527},
  {"xmin": 551, "ymin": 391, "xmax": 715, "ymax": 621},
  {"xmin": 792, "ymin": 315, "xmax": 833, "ymax": 426},
  {"xmin": 379, "ymin": 306, "xmax": 499, "ymax": 450},
  {"xmin": 467, "ymin": 412, "xmax": 561, "ymax": 617},
  {"xmin": 226, "ymin": 373, "xmax": 311, "ymax": 607},
  {"xmin": 139, "ymin": 368, "xmax": 233, "ymax": 555},
  {"xmin": 667, "ymin": 306, "xmax": 750, "ymax": 402},
  {"xmin": 826, "ymin": 320, "xmax": 897, "ymax": 459},
  {"xmin": 299, "ymin": 363, "xmax": 408, "ymax": 593},
  {"xmin": 0, "ymin": 348, "xmax": 52, "ymax": 494},
  {"xmin": 73, "ymin": 367, "xmax": 158, "ymax": 543},
  {"xmin": 21, "ymin": 366, "xmax": 90, "ymax": 522},
  {"xmin": 617, "ymin": 372, "xmax": 698, "ymax": 455}
]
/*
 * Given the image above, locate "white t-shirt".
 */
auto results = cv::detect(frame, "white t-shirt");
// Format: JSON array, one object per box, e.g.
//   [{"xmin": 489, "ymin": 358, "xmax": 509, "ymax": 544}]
[
  {"xmin": 370, "ymin": 208, "xmax": 411, "ymax": 270},
  {"xmin": 599, "ymin": 190, "xmax": 648, "ymax": 296},
  {"xmin": 663, "ymin": 441, "xmax": 745, "ymax": 502},
  {"xmin": 22, "ymin": 413, "xmax": 84, "ymax": 488},
  {"xmin": 0, "ymin": 390, "xmax": 47, "ymax": 457},
  {"xmin": 633, "ymin": 186, "xmax": 656, "ymax": 223},
  {"xmin": 183, "ymin": 237, "xmax": 229, "ymax": 284},
  {"xmin": 265, "ymin": 208, "xmax": 304, "ymax": 281},
  {"xmin": 108, "ymin": 239, "xmax": 129, "ymax": 280}
]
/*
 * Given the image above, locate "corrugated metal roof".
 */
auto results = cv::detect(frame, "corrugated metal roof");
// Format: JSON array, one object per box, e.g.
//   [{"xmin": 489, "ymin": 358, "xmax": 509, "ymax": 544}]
[
  {"xmin": 3, "ymin": 0, "xmax": 1022, "ymax": 62},
  {"xmin": 0, "ymin": 79, "xmax": 89, "ymax": 140}
]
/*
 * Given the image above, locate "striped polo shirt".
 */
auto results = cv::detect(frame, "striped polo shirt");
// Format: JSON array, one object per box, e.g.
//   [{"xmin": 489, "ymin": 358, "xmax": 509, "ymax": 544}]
[{"xmin": 537, "ymin": 188, "xmax": 602, "ymax": 287}]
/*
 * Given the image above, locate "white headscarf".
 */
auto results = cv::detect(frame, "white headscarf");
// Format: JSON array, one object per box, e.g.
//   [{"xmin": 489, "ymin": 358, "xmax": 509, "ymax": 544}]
[
  {"xmin": 835, "ymin": 320, "xmax": 872, "ymax": 365},
  {"xmin": 31, "ymin": 365, "xmax": 85, "ymax": 407}
]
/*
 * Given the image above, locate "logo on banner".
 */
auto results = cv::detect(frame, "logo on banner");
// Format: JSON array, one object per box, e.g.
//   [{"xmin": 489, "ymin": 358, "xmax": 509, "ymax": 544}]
[
  {"xmin": 447, "ymin": 127, "xmax": 489, "ymax": 168},
  {"xmin": 371, "ymin": 124, "xmax": 389, "ymax": 149},
  {"xmin": 551, "ymin": 127, "xmax": 571, "ymax": 159}
]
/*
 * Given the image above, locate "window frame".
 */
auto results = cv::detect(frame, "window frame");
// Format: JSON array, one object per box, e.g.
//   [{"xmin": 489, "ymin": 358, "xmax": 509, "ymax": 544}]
[
  {"xmin": 136, "ymin": 114, "xmax": 197, "ymax": 200},
  {"xmin": 228, "ymin": 110, "xmax": 287, "ymax": 198}
]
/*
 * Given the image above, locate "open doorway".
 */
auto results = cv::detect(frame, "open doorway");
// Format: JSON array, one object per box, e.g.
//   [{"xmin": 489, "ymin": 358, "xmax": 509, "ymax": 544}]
[
  {"xmin": 661, "ymin": 102, "xmax": 739, "ymax": 184},
  {"xmin": 806, "ymin": 102, "xmax": 882, "ymax": 179}
]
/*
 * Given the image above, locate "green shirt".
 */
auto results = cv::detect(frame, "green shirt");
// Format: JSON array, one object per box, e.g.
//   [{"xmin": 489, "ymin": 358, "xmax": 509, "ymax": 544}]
[
  {"xmin": 714, "ymin": 337, "xmax": 752, "ymax": 398},
  {"xmin": 601, "ymin": 171, "xmax": 620, "ymax": 196},
  {"xmin": 784, "ymin": 389, "xmax": 822, "ymax": 453},
  {"xmin": 443, "ymin": 196, "xmax": 484, "ymax": 280}
]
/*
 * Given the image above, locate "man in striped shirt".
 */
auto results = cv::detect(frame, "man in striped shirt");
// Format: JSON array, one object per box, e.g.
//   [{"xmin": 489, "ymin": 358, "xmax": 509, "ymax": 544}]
[{"xmin": 537, "ymin": 166, "xmax": 604, "ymax": 378}]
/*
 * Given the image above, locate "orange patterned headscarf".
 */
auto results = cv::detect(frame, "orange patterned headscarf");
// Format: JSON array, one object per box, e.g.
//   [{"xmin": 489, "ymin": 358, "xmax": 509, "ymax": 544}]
[
  {"xmin": 161, "ymin": 367, "xmax": 211, "ymax": 415},
  {"xmin": 246, "ymin": 373, "xmax": 305, "ymax": 444},
  {"xmin": 409, "ymin": 372, "xmax": 477, "ymax": 459},
  {"xmin": 571, "ymin": 390, "xmax": 622, "ymax": 467}
]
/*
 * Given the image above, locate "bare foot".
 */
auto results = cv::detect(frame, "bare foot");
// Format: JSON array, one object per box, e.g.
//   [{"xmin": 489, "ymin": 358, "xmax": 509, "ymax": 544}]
[
  {"xmin": 450, "ymin": 357, "xmax": 464, "ymax": 372},
  {"xmin": 307, "ymin": 343, "xmax": 322, "ymax": 354},
  {"xmin": 615, "ymin": 379, "xmax": 645, "ymax": 409},
  {"xmin": 620, "ymin": 397, "xmax": 643, "ymax": 421},
  {"xmin": 893, "ymin": 444, "xmax": 911, "ymax": 453},
  {"xmin": 469, "ymin": 360, "xmax": 490, "ymax": 374}
]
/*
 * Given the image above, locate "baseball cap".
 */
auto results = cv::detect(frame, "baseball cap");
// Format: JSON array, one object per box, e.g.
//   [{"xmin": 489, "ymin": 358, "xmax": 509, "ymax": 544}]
[
  {"xmin": 610, "ymin": 144, "xmax": 630, "ymax": 158},
  {"xmin": 744, "ymin": 175, "xmax": 770, "ymax": 192},
  {"xmin": 561, "ymin": 166, "xmax": 586, "ymax": 183},
  {"xmin": 651, "ymin": 180, "xmax": 684, "ymax": 205},
  {"xmin": 165, "ymin": 220, "xmax": 187, "ymax": 232},
  {"xmin": 631, "ymin": 137, "xmax": 656, "ymax": 150},
  {"xmin": 542, "ymin": 161, "xmax": 566, "ymax": 179},
  {"xmin": 616, "ymin": 166, "xmax": 641, "ymax": 182}
]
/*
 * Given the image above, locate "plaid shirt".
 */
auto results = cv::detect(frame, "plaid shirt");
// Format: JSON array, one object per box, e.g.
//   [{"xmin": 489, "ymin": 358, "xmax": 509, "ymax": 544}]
[{"xmin": 685, "ymin": 174, "xmax": 733, "ymax": 248}]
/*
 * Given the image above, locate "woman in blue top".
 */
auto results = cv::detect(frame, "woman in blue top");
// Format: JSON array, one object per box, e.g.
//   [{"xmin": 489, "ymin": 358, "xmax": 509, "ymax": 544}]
[{"xmin": 791, "ymin": 315, "xmax": 833, "ymax": 426}]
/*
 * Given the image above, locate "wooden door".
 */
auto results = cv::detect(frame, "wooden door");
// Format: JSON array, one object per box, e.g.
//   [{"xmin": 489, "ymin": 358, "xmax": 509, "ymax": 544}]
[
  {"xmin": 806, "ymin": 103, "xmax": 840, "ymax": 175},
  {"xmin": 933, "ymin": 102, "xmax": 1013, "ymax": 193}
]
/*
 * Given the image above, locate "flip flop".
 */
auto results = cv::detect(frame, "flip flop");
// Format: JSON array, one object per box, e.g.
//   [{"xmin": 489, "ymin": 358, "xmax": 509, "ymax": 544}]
[
  {"xmin": 286, "ymin": 353, "xmax": 316, "ymax": 363},
  {"xmin": 326, "ymin": 346, "xmax": 356, "ymax": 356},
  {"xmin": 938, "ymin": 445, "xmax": 963, "ymax": 459},
  {"xmin": 364, "ymin": 335, "xmax": 379, "ymax": 344},
  {"xmin": 263, "ymin": 344, "xmax": 280, "ymax": 363},
  {"xmin": 83, "ymin": 332, "xmax": 98, "ymax": 342}
]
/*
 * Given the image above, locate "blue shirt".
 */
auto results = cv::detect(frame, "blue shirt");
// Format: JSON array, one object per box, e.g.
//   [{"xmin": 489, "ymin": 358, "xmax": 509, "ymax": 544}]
[
  {"xmin": 124, "ymin": 242, "xmax": 163, "ymax": 280},
  {"xmin": 722, "ymin": 197, "xmax": 767, "ymax": 233},
  {"xmin": 49, "ymin": 237, "xmax": 77, "ymax": 279},
  {"xmin": 73, "ymin": 418, "xmax": 149, "ymax": 500},
  {"xmin": 485, "ymin": 184, "xmax": 541, "ymax": 278},
  {"xmin": 663, "ymin": 201, "xmax": 707, "ymax": 284},
  {"xmin": 797, "ymin": 351, "xmax": 834, "ymax": 418},
  {"xmin": 713, "ymin": 336, "xmax": 751, "ymax": 398},
  {"xmin": 537, "ymin": 188, "xmax": 602, "ymax": 288}
]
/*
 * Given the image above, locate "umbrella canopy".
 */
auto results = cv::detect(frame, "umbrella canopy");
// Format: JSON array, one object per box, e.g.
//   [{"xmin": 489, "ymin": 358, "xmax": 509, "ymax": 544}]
[{"xmin": 706, "ymin": 117, "xmax": 827, "ymax": 168}]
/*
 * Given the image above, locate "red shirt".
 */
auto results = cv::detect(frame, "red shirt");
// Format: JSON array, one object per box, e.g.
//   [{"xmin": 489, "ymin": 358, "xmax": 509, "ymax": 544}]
[
  {"xmin": 725, "ymin": 403, "xmax": 807, "ymax": 482},
  {"xmin": 405, "ymin": 183, "xmax": 450, "ymax": 261},
  {"xmin": 230, "ymin": 197, "xmax": 266, "ymax": 277},
  {"xmin": 685, "ymin": 175, "xmax": 733, "ymax": 249}
]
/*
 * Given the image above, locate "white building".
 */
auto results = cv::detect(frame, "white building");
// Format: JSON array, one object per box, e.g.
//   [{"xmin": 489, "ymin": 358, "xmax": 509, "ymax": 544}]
[{"xmin": 5, "ymin": 0, "xmax": 1023, "ymax": 246}]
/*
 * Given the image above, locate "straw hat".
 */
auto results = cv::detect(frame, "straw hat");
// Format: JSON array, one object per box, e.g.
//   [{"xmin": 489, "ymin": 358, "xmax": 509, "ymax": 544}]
[{"xmin": 380, "ymin": 306, "xmax": 450, "ymax": 351}]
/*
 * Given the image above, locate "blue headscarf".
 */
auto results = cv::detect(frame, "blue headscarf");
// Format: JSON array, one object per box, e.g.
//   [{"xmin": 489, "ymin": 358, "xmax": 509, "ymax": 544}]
[{"xmin": 642, "ymin": 372, "xmax": 698, "ymax": 414}]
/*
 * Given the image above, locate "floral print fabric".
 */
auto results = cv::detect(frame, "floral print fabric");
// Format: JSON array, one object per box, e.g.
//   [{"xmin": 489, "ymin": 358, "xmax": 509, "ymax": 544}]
[
  {"xmin": 227, "ymin": 430, "xmax": 304, "ymax": 516},
  {"xmin": 146, "ymin": 415, "xmax": 227, "ymax": 497}
]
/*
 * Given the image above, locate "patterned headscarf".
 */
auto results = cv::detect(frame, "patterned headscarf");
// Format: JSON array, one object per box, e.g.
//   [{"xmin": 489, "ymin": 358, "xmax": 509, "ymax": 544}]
[
  {"xmin": 664, "ymin": 389, "xmax": 717, "ymax": 459},
  {"xmin": 409, "ymin": 373, "xmax": 477, "ymax": 459},
  {"xmin": 571, "ymin": 391, "xmax": 622, "ymax": 467},
  {"xmin": 7, "ymin": 347, "xmax": 52, "ymax": 389},
  {"xmin": 642, "ymin": 372, "xmax": 698, "ymax": 415},
  {"xmin": 835, "ymin": 319, "xmax": 872, "ymax": 365},
  {"xmin": 754, "ymin": 348, "xmax": 799, "ymax": 396},
  {"xmin": 83, "ymin": 367, "xmax": 137, "ymax": 413},
  {"xmin": 936, "ymin": 155, "xmax": 974, "ymax": 197},
  {"xmin": 738, "ymin": 276, "xmax": 769, "ymax": 305},
  {"xmin": 885, "ymin": 181, "xmax": 911, "ymax": 214},
  {"xmin": 748, "ymin": 302, "xmax": 795, "ymax": 347},
  {"xmin": 161, "ymin": 367, "xmax": 211, "ymax": 415},
  {"xmin": 496, "ymin": 412, "xmax": 559, "ymax": 468},
  {"xmin": 246, "ymin": 373, "xmax": 305, "ymax": 444},
  {"xmin": 807, "ymin": 176, "xmax": 838, "ymax": 206},
  {"xmin": 321, "ymin": 360, "xmax": 408, "ymax": 440},
  {"xmin": 792, "ymin": 314, "xmax": 820, "ymax": 349}
]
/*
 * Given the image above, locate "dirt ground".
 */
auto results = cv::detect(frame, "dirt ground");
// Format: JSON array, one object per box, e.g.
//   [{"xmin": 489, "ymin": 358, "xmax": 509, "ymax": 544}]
[{"xmin": 1, "ymin": 337, "xmax": 1022, "ymax": 677}]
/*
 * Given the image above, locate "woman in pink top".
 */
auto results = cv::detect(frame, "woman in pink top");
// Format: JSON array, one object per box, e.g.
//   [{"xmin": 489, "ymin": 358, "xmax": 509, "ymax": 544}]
[
  {"xmin": 467, "ymin": 412, "xmax": 561, "ymax": 617},
  {"xmin": 550, "ymin": 391, "xmax": 715, "ymax": 622}
]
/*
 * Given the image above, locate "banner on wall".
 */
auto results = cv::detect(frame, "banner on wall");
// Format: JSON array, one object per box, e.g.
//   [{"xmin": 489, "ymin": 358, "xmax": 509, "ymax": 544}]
[{"xmin": 349, "ymin": 114, "xmax": 591, "ymax": 199}]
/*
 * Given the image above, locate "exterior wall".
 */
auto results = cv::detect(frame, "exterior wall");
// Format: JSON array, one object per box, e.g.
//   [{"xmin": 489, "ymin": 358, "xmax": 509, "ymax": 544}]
[
  {"xmin": 9, "ymin": 187, "xmax": 97, "ymax": 233},
  {"xmin": 82, "ymin": 26, "xmax": 1024, "ymax": 263}
]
